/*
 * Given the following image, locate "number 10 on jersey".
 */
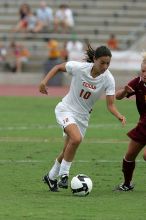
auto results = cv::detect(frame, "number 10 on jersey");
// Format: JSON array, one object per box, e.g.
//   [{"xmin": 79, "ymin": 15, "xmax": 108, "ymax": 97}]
[{"xmin": 80, "ymin": 89, "xmax": 91, "ymax": 99}]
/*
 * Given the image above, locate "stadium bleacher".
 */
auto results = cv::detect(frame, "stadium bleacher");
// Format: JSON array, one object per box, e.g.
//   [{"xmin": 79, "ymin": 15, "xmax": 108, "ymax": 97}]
[{"xmin": 0, "ymin": 0, "xmax": 146, "ymax": 73}]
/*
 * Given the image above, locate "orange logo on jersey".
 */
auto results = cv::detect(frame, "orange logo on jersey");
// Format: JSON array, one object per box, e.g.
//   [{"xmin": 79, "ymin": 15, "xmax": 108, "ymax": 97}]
[
  {"xmin": 144, "ymin": 95, "xmax": 146, "ymax": 102},
  {"xmin": 83, "ymin": 82, "xmax": 96, "ymax": 90}
]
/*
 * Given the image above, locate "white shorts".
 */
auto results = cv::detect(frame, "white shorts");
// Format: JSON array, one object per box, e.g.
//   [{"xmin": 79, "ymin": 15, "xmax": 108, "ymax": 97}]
[{"xmin": 55, "ymin": 102, "xmax": 90, "ymax": 138}]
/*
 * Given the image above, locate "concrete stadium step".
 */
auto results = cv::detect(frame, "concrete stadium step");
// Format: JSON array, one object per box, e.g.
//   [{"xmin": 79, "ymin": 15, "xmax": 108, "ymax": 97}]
[
  {"xmin": 0, "ymin": 0, "xmax": 145, "ymax": 73},
  {"xmin": 0, "ymin": 32, "xmax": 136, "ymax": 41},
  {"xmin": 0, "ymin": 26, "xmax": 143, "ymax": 36},
  {"xmin": 0, "ymin": 72, "xmax": 44, "ymax": 85}
]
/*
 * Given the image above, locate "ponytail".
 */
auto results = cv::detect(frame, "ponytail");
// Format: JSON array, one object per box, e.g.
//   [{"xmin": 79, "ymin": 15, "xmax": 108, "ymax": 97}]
[{"xmin": 85, "ymin": 43, "xmax": 95, "ymax": 63}]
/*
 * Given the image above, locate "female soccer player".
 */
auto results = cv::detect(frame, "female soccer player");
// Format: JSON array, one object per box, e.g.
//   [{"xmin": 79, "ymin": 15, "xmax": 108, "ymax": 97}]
[
  {"xmin": 39, "ymin": 44, "xmax": 126, "ymax": 192},
  {"xmin": 116, "ymin": 54, "xmax": 146, "ymax": 191}
]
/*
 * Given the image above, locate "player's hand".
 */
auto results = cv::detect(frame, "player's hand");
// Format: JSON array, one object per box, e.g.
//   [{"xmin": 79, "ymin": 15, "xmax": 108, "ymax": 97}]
[
  {"xmin": 124, "ymin": 85, "xmax": 135, "ymax": 94},
  {"xmin": 39, "ymin": 83, "xmax": 48, "ymax": 95},
  {"xmin": 119, "ymin": 115, "xmax": 126, "ymax": 126}
]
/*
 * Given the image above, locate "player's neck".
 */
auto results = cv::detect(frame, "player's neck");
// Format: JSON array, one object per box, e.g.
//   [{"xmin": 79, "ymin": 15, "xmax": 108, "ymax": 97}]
[{"xmin": 91, "ymin": 66, "xmax": 101, "ymax": 78}]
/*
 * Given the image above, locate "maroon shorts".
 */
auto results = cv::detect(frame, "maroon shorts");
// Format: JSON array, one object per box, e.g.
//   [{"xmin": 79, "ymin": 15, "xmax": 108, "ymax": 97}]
[{"xmin": 127, "ymin": 117, "xmax": 146, "ymax": 145}]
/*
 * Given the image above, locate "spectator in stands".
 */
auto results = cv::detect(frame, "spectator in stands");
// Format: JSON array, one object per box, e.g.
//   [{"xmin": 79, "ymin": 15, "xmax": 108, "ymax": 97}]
[
  {"xmin": 17, "ymin": 44, "xmax": 30, "ymax": 71},
  {"xmin": 107, "ymin": 34, "xmax": 119, "ymax": 50},
  {"xmin": 5, "ymin": 41, "xmax": 30, "ymax": 73},
  {"xmin": 47, "ymin": 39, "xmax": 61, "ymax": 60},
  {"xmin": 13, "ymin": 5, "xmax": 44, "ymax": 33},
  {"xmin": 54, "ymin": 4, "xmax": 74, "ymax": 33},
  {"xmin": 0, "ymin": 42, "xmax": 7, "ymax": 71},
  {"xmin": 44, "ymin": 39, "xmax": 63, "ymax": 85},
  {"xmin": 66, "ymin": 34, "xmax": 84, "ymax": 61},
  {"xmin": 13, "ymin": 3, "xmax": 30, "ymax": 32},
  {"xmin": 36, "ymin": 1, "xmax": 54, "ymax": 32},
  {"xmin": 60, "ymin": 41, "xmax": 68, "ymax": 62},
  {"xmin": 0, "ymin": 42, "xmax": 7, "ymax": 62},
  {"xmin": 25, "ymin": 10, "xmax": 41, "ymax": 33}
]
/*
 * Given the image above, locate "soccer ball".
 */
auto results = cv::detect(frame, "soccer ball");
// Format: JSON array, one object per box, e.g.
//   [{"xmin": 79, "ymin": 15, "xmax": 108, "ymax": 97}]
[{"xmin": 70, "ymin": 174, "xmax": 93, "ymax": 196}]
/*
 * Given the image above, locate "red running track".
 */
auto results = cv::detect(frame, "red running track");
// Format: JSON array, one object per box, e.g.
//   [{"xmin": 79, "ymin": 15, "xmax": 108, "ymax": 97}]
[{"xmin": 0, "ymin": 85, "xmax": 69, "ymax": 97}]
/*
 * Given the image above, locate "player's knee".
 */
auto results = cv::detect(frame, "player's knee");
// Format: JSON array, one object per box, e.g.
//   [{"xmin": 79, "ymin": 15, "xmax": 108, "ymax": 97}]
[
  {"xmin": 71, "ymin": 136, "xmax": 82, "ymax": 146},
  {"xmin": 125, "ymin": 152, "xmax": 137, "ymax": 161}
]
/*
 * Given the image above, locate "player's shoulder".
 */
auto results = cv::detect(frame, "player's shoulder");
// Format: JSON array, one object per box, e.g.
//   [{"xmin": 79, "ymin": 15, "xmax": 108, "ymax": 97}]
[
  {"xmin": 66, "ymin": 61, "xmax": 92, "ymax": 69},
  {"xmin": 104, "ymin": 69, "xmax": 114, "ymax": 80},
  {"xmin": 66, "ymin": 60, "xmax": 81, "ymax": 66},
  {"xmin": 128, "ymin": 76, "xmax": 140, "ymax": 87}
]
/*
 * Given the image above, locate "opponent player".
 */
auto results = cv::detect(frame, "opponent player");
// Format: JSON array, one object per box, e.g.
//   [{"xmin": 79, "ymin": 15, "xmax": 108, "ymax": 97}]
[
  {"xmin": 39, "ymin": 44, "xmax": 126, "ymax": 192},
  {"xmin": 116, "ymin": 54, "xmax": 146, "ymax": 191}
]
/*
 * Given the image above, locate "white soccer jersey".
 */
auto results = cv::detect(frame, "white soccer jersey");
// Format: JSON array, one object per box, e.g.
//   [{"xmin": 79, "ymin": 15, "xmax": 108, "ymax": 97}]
[{"xmin": 61, "ymin": 61, "xmax": 115, "ymax": 115}]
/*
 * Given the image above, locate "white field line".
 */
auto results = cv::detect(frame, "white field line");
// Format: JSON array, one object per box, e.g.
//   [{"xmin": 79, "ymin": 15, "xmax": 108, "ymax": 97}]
[
  {"xmin": 0, "ymin": 159, "xmax": 144, "ymax": 164},
  {"xmin": 0, "ymin": 123, "xmax": 135, "ymax": 131},
  {"xmin": 0, "ymin": 125, "xmax": 59, "ymax": 131},
  {"xmin": 0, "ymin": 137, "xmax": 128, "ymax": 144}
]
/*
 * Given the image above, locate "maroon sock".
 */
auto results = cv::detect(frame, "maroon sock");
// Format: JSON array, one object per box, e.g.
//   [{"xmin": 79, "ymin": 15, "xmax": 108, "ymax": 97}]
[{"xmin": 122, "ymin": 158, "xmax": 135, "ymax": 186}]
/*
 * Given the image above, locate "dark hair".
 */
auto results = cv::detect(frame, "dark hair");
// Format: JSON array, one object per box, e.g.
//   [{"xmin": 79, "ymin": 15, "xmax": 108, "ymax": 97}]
[{"xmin": 86, "ymin": 43, "xmax": 112, "ymax": 63}]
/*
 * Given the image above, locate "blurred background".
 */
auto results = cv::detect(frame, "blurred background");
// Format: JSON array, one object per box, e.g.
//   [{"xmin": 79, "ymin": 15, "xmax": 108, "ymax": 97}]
[
  {"xmin": 0, "ymin": 0, "xmax": 146, "ymax": 91},
  {"xmin": 1, "ymin": 1, "xmax": 145, "ymax": 217}
]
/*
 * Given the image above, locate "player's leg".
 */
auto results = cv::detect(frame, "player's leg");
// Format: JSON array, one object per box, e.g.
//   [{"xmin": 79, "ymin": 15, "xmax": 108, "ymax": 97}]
[
  {"xmin": 57, "ymin": 136, "xmax": 70, "ymax": 163},
  {"xmin": 43, "ymin": 136, "xmax": 69, "ymax": 192},
  {"xmin": 58, "ymin": 123, "xmax": 82, "ymax": 189},
  {"xmin": 117, "ymin": 139, "xmax": 144, "ymax": 191},
  {"xmin": 50, "ymin": 103, "xmax": 86, "ymax": 189},
  {"xmin": 62, "ymin": 123, "xmax": 82, "ymax": 161},
  {"xmin": 122, "ymin": 139, "xmax": 144, "ymax": 185},
  {"xmin": 48, "ymin": 136, "xmax": 69, "ymax": 179},
  {"xmin": 43, "ymin": 122, "xmax": 82, "ymax": 191}
]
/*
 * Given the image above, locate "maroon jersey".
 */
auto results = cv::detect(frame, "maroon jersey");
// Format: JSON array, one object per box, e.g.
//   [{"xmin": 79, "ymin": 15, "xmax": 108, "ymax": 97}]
[
  {"xmin": 127, "ymin": 76, "xmax": 146, "ymax": 117},
  {"xmin": 126, "ymin": 76, "xmax": 146, "ymax": 144}
]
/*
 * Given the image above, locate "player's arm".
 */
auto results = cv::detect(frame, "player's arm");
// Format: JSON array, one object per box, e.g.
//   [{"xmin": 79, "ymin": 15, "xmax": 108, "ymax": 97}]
[
  {"xmin": 106, "ymin": 95, "xmax": 126, "ymax": 125},
  {"xmin": 116, "ymin": 85, "xmax": 135, "ymax": 100},
  {"xmin": 39, "ymin": 62, "xmax": 66, "ymax": 94}
]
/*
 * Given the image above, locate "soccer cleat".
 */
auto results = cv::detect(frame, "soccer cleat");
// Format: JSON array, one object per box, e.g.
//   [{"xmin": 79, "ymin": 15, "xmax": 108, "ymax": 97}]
[
  {"xmin": 116, "ymin": 183, "xmax": 134, "ymax": 192},
  {"xmin": 58, "ymin": 174, "xmax": 68, "ymax": 189},
  {"xmin": 43, "ymin": 175, "xmax": 59, "ymax": 192}
]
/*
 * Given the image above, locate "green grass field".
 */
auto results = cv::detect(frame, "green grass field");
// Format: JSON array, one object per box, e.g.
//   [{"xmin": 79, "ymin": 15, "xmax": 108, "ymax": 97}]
[{"xmin": 0, "ymin": 96, "xmax": 146, "ymax": 220}]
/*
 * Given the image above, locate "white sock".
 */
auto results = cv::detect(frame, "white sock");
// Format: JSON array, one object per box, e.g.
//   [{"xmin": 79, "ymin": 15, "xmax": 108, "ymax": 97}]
[
  {"xmin": 49, "ymin": 159, "xmax": 61, "ymax": 180},
  {"xmin": 59, "ymin": 159, "xmax": 72, "ymax": 176}
]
